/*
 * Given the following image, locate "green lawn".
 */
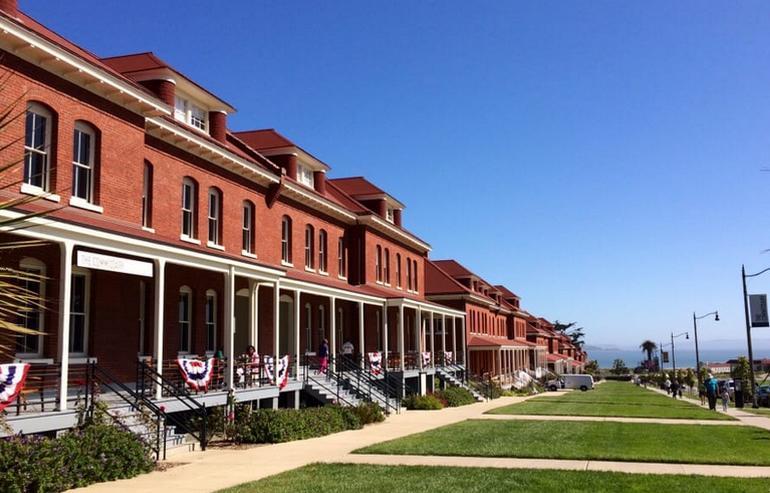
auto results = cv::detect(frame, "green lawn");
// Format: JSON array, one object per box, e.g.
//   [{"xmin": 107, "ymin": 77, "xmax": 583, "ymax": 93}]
[
  {"xmin": 742, "ymin": 407, "xmax": 770, "ymax": 417},
  {"xmin": 218, "ymin": 463, "xmax": 770, "ymax": 493},
  {"xmin": 355, "ymin": 419, "xmax": 770, "ymax": 465},
  {"xmin": 487, "ymin": 381, "xmax": 733, "ymax": 420}
]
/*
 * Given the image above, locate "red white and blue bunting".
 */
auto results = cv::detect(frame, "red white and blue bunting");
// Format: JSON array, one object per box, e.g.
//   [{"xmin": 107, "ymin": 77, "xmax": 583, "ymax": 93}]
[
  {"xmin": 177, "ymin": 358, "xmax": 216, "ymax": 392},
  {"xmin": 0, "ymin": 363, "xmax": 30, "ymax": 412},
  {"xmin": 421, "ymin": 351, "xmax": 431, "ymax": 368},
  {"xmin": 276, "ymin": 355, "xmax": 290, "ymax": 389},
  {"xmin": 368, "ymin": 352, "xmax": 382, "ymax": 375},
  {"xmin": 443, "ymin": 351, "xmax": 453, "ymax": 365},
  {"xmin": 262, "ymin": 355, "xmax": 275, "ymax": 385}
]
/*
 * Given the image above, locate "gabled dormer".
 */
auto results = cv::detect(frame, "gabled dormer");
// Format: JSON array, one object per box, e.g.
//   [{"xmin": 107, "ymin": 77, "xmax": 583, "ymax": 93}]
[
  {"xmin": 329, "ymin": 177, "xmax": 405, "ymax": 227},
  {"xmin": 233, "ymin": 129, "xmax": 330, "ymax": 195},
  {"xmin": 101, "ymin": 52, "xmax": 236, "ymax": 143}
]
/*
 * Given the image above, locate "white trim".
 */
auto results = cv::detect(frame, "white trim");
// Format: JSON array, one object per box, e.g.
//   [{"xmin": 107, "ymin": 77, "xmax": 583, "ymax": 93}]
[
  {"xmin": 20, "ymin": 183, "xmax": 60, "ymax": 202},
  {"xmin": 178, "ymin": 285, "xmax": 193, "ymax": 353},
  {"xmin": 206, "ymin": 241, "xmax": 225, "ymax": 251},
  {"xmin": 142, "ymin": 227, "xmax": 155, "ymax": 233},
  {"xmin": 359, "ymin": 214, "xmax": 431, "ymax": 252},
  {"xmin": 68, "ymin": 196, "xmax": 103, "ymax": 213},
  {"xmin": 280, "ymin": 277, "xmax": 385, "ymax": 306},
  {"xmin": 15, "ymin": 257, "xmax": 45, "ymax": 358},
  {"xmin": 281, "ymin": 260, "xmax": 294, "ymax": 268},
  {"xmin": 241, "ymin": 250, "xmax": 257, "ymax": 259},
  {"xmin": 72, "ymin": 121, "xmax": 97, "ymax": 204},
  {"xmin": 180, "ymin": 235, "xmax": 201, "ymax": 245},
  {"xmin": 68, "ymin": 267, "xmax": 90, "ymax": 357},
  {"xmin": 304, "ymin": 267, "xmax": 316, "ymax": 273}
]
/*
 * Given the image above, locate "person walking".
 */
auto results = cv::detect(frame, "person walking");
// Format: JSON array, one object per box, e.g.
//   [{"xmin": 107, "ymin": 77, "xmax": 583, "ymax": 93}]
[
  {"xmin": 664, "ymin": 377, "xmax": 671, "ymax": 394},
  {"xmin": 721, "ymin": 386, "xmax": 730, "ymax": 412},
  {"xmin": 670, "ymin": 379, "xmax": 679, "ymax": 399},
  {"xmin": 698, "ymin": 382, "xmax": 706, "ymax": 406},
  {"xmin": 318, "ymin": 338, "xmax": 329, "ymax": 376},
  {"xmin": 705, "ymin": 373, "xmax": 719, "ymax": 411}
]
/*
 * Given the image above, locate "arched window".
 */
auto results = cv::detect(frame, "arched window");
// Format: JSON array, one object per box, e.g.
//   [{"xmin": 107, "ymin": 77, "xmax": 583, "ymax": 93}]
[
  {"xmin": 17, "ymin": 258, "xmax": 45, "ymax": 357},
  {"xmin": 179, "ymin": 286, "xmax": 193, "ymax": 353},
  {"xmin": 406, "ymin": 257, "xmax": 412, "ymax": 291},
  {"xmin": 337, "ymin": 236, "xmax": 347, "ymax": 278},
  {"xmin": 396, "ymin": 254, "xmax": 402, "ymax": 288},
  {"xmin": 207, "ymin": 188, "xmax": 222, "ymax": 246},
  {"xmin": 181, "ymin": 178, "xmax": 197, "ymax": 240},
  {"xmin": 205, "ymin": 290, "xmax": 217, "ymax": 352},
  {"xmin": 384, "ymin": 248, "xmax": 390, "ymax": 285},
  {"xmin": 24, "ymin": 102, "xmax": 53, "ymax": 191},
  {"xmin": 72, "ymin": 121, "xmax": 97, "ymax": 204},
  {"xmin": 142, "ymin": 161, "xmax": 153, "ymax": 229},
  {"xmin": 318, "ymin": 229, "xmax": 328, "ymax": 273},
  {"xmin": 281, "ymin": 215, "xmax": 292, "ymax": 264},
  {"xmin": 413, "ymin": 259, "xmax": 419, "ymax": 292},
  {"xmin": 375, "ymin": 245, "xmax": 382, "ymax": 283},
  {"xmin": 304, "ymin": 225, "xmax": 315, "ymax": 269},
  {"xmin": 242, "ymin": 200, "xmax": 255, "ymax": 255}
]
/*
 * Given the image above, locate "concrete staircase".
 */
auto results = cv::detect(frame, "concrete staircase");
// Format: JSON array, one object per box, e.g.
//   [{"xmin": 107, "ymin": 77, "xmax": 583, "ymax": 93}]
[
  {"xmin": 106, "ymin": 406, "xmax": 192, "ymax": 457},
  {"xmin": 436, "ymin": 367, "xmax": 485, "ymax": 402},
  {"xmin": 304, "ymin": 375, "xmax": 363, "ymax": 407}
]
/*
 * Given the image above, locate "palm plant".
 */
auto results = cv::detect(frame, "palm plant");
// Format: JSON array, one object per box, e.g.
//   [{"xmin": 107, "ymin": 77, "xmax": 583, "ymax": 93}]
[{"xmin": 640, "ymin": 340, "xmax": 657, "ymax": 364}]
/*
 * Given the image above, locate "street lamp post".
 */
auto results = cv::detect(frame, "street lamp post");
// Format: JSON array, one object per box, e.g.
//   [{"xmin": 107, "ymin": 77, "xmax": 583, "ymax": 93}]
[
  {"xmin": 692, "ymin": 311, "xmax": 719, "ymax": 389},
  {"xmin": 741, "ymin": 264, "xmax": 770, "ymax": 409},
  {"xmin": 670, "ymin": 331, "xmax": 689, "ymax": 377}
]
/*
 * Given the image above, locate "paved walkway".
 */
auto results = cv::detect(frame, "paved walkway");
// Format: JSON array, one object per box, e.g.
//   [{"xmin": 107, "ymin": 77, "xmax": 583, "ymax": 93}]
[{"xmin": 73, "ymin": 388, "xmax": 770, "ymax": 492}]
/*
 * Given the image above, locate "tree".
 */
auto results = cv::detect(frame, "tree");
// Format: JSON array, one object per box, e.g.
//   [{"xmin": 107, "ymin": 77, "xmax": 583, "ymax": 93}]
[
  {"xmin": 640, "ymin": 340, "xmax": 657, "ymax": 364},
  {"xmin": 583, "ymin": 359, "xmax": 599, "ymax": 376},
  {"xmin": 684, "ymin": 368, "xmax": 696, "ymax": 389},
  {"xmin": 552, "ymin": 320, "xmax": 586, "ymax": 348},
  {"xmin": 611, "ymin": 359, "xmax": 629, "ymax": 375},
  {"xmin": 732, "ymin": 356, "xmax": 753, "ymax": 399}
]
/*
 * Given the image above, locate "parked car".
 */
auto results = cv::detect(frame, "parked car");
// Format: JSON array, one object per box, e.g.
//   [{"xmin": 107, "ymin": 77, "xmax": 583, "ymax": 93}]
[
  {"xmin": 547, "ymin": 374, "xmax": 594, "ymax": 392},
  {"xmin": 757, "ymin": 385, "xmax": 770, "ymax": 407}
]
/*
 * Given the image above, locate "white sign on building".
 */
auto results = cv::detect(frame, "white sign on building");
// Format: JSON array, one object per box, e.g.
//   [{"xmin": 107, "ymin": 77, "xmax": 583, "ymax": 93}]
[{"xmin": 76, "ymin": 251, "xmax": 153, "ymax": 278}]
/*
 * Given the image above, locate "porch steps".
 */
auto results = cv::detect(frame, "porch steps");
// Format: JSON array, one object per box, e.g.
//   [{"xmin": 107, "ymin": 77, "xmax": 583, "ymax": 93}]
[
  {"xmin": 338, "ymin": 370, "xmax": 393, "ymax": 410},
  {"xmin": 436, "ymin": 368, "xmax": 485, "ymax": 402},
  {"xmin": 106, "ymin": 407, "xmax": 189, "ymax": 455},
  {"xmin": 304, "ymin": 377, "xmax": 363, "ymax": 407}
]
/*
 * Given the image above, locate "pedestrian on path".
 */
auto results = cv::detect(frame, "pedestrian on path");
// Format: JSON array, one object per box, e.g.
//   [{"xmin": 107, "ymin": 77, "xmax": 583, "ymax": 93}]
[
  {"xmin": 698, "ymin": 382, "xmax": 706, "ymax": 406},
  {"xmin": 706, "ymin": 373, "xmax": 719, "ymax": 410},
  {"xmin": 670, "ymin": 380, "xmax": 679, "ymax": 399},
  {"xmin": 664, "ymin": 377, "xmax": 671, "ymax": 395},
  {"xmin": 721, "ymin": 387, "xmax": 730, "ymax": 412},
  {"xmin": 318, "ymin": 338, "xmax": 329, "ymax": 376}
]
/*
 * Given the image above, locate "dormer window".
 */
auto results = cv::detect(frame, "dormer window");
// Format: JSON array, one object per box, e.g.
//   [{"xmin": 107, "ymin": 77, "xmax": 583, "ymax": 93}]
[
  {"xmin": 174, "ymin": 95, "xmax": 207, "ymax": 132},
  {"xmin": 386, "ymin": 208, "xmax": 395, "ymax": 223},
  {"xmin": 297, "ymin": 163, "xmax": 314, "ymax": 188}
]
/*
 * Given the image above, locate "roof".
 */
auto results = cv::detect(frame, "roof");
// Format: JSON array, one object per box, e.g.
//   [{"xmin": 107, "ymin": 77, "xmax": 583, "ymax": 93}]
[
  {"xmin": 495, "ymin": 285, "xmax": 520, "ymax": 300},
  {"xmin": 425, "ymin": 260, "xmax": 470, "ymax": 296},
  {"xmin": 468, "ymin": 335, "xmax": 531, "ymax": 348},
  {"xmin": 330, "ymin": 176, "xmax": 386, "ymax": 197},
  {"xmin": 232, "ymin": 129, "xmax": 296, "ymax": 151},
  {"xmin": 547, "ymin": 353, "xmax": 568, "ymax": 362},
  {"xmin": 432, "ymin": 259, "xmax": 474, "ymax": 278}
]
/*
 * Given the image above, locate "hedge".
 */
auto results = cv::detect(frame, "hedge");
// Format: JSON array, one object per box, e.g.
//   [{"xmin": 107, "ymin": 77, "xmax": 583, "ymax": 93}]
[
  {"xmin": 0, "ymin": 423, "xmax": 154, "ymax": 493},
  {"xmin": 434, "ymin": 387, "xmax": 476, "ymax": 407},
  {"xmin": 402, "ymin": 394, "xmax": 444, "ymax": 410},
  {"xmin": 233, "ymin": 406, "xmax": 362, "ymax": 444}
]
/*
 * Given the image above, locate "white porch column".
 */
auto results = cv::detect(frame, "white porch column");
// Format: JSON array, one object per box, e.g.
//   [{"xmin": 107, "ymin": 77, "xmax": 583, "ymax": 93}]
[
  {"xmin": 224, "ymin": 266, "xmax": 235, "ymax": 388},
  {"xmin": 441, "ymin": 314, "xmax": 446, "ymax": 358},
  {"xmin": 417, "ymin": 307, "xmax": 424, "ymax": 369},
  {"xmin": 294, "ymin": 289, "xmax": 301, "ymax": 380},
  {"xmin": 273, "ymin": 281, "xmax": 280, "ymax": 359},
  {"xmin": 358, "ymin": 301, "xmax": 365, "ymax": 366},
  {"xmin": 152, "ymin": 258, "xmax": 165, "ymax": 400},
  {"xmin": 428, "ymin": 312, "xmax": 434, "ymax": 367},
  {"xmin": 382, "ymin": 303, "xmax": 388, "ymax": 365},
  {"xmin": 330, "ymin": 297, "xmax": 336, "ymax": 369},
  {"xmin": 398, "ymin": 304, "xmax": 405, "ymax": 371},
  {"xmin": 57, "ymin": 241, "xmax": 74, "ymax": 410},
  {"xmin": 250, "ymin": 281, "xmax": 259, "ymax": 351},
  {"xmin": 461, "ymin": 316, "xmax": 467, "ymax": 366},
  {"xmin": 497, "ymin": 350, "xmax": 502, "ymax": 378},
  {"xmin": 452, "ymin": 317, "xmax": 457, "ymax": 360}
]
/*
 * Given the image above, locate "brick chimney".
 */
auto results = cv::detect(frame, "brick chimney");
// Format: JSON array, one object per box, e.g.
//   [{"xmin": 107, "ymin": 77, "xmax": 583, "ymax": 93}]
[
  {"xmin": 285, "ymin": 154, "xmax": 298, "ymax": 180},
  {"xmin": 376, "ymin": 199, "xmax": 387, "ymax": 219},
  {"xmin": 209, "ymin": 111, "xmax": 227, "ymax": 143},
  {"xmin": 138, "ymin": 79, "xmax": 175, "ymax": 107},
  {"xmin": 0, "ymin": 0, "xmax": 17, "ymax": 15},
  {"xmin": 313, "ymin": 170, "xmax": 326, "ymax": 194},
  {"xmin": 393, "ymin": 209, "xmax": 402, "ymax": 227}
]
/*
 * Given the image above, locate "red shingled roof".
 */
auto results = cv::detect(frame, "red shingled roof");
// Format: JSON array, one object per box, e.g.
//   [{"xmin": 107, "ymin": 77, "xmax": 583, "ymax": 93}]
[
  {"xmin": 100, "ymin": 52, "xmax": 169, "ymax": 73},
  {"xmin": 468, "ymin": 335, "xmax": 531, "ymax": 348},
  {"xmin": 547, "ymin": 353, "xmax": 568, "ymax": 362},
  {"xmin": 232, "ymin": 129, "xmax": 295, "ymax": 151},
  {"xmin": 425, "ymin": 260, "xmax": 470, "ymax": 296},
  {"xmin": 329, "ymin": 177, "xmax": 386, "ymax": 197},
  {"xmin": 495, "ymin": 285, "xmax": 520, "ymax": 300},
  {"xmin": 432, "ymin": 259, "xmax": 473, "ymax": 278}
]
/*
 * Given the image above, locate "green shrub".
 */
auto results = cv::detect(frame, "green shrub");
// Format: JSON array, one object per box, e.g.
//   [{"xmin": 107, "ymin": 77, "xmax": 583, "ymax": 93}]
[
  {"xmin": 350, "ymin": 402, "xmax": 386, "ymax": 425},
  {"xmin": 0, "ymin": 423, "xmax": 154, "ymax": 493},
  {"xmin": 233, "ymin": 406, "xmax": 361, "ymax": 444},
  {"xmin": 402, "ymin": 394, "xmax": 444, "ymax": 410},
  {"xmin": 435, "ymin": 387, "xmax": 476, "ymax": 407}
]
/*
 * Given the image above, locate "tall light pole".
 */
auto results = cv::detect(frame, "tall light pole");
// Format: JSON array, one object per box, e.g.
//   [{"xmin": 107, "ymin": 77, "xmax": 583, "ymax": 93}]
[
  {"xmin": 670, "ymin": 331, "xmax": 689, "ymax": 377},
  {"xmin": 741, "ymin": 265, "xmax": 770, "ymax": 408},
  {"xmin": 693, "ymin": 311, "xmax": 719, "ymax": 389}
]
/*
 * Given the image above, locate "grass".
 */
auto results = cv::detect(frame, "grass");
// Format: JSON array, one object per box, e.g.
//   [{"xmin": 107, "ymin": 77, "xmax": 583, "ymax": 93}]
[
  {"xmin": 355, "ymin": 419, "xmax": 770, "ymax": 465},
  {"xmin": 487, "ymin": 381, "xmax": 733, "ymax": 420},
  {"xmin": 218, "ymin": 463, "xmax": 770, "ymax": 493},
  {"xmin": 742, "ymin": 407, "xmax": 770, "ymax": 417}
]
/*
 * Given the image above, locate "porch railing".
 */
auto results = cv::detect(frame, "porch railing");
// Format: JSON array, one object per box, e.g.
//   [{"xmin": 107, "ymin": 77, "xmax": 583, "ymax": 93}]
[{"xmin": 9, "ymin": 362, "xmax": 90, "ymax": 416}]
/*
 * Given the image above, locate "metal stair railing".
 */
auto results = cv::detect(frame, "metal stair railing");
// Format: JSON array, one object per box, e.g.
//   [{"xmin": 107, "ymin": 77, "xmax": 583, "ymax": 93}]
[
  {"xmin": 302, "ymin": 355, "xmax": 357, "ymax": 407},
  {"xmin": 335, "ymin": 355, "xmax": 401, "ymax": 414},
  {"xmin": 131, "ymin": 361, "xmax": 208, "ymax": 453}
]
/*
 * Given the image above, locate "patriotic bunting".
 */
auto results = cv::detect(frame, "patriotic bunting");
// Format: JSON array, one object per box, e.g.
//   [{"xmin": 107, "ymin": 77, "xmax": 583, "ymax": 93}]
[
  {"xmin": 421, "ymin": 351, "xmax": 431, "ymax": 368},
  {"xmin": 368, "ymin": 352, "xmax": 382, "ymax": 375},
  {"xmin": 0, "ymin": 363, "xmax": 30, "ymax": 412},
  {"xmin": 276, "ymin": 355, "xmax": 290, "ymax": 389},
  {"xmin": 177, "ymin": 358, "xmax": 216, "ymax": 392},
  {"xmin": 263, "ymin": 355, "xmax": 275, "ymax": 385},
  {"xmin": 443, "ymin": 351, "xmax": 453, "ymax": 365}
]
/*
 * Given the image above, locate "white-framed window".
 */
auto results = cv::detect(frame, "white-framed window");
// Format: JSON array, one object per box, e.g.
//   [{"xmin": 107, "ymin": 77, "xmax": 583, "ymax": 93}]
[
  {"xmin": 70, "ymin": 269, "xmax": 90, "ymax": 356},
  {"xmin": 337, "ymin": 237, "xmax": 346, "ymax": 278},
  {"xmin": 304, "ymin": 225, "xmax": 315, "ymax": 269},
  {"xmin": 396, "ymin": 254, "xmax": 402, "ymax": 288},
  {"xmin": 72, "ymin": 121, "xmax": 96, "ymax": 202},
  {"xmin": 24, "ymin": 102, "xmax": 52, "ymax": 191},
  {"xmin": 281, "ymin": 216, "xmax": 292, "ymax": 264},
  {"xmin": 142, "ymin": 161, "xmax": 153, "ymax": 228},
  {"xmin": 174, "ymin": 95, "xmax": 207, "ymax": 132},
  {"xmin": 208, "ymin": 188, "xmax": 221, "ymax": 245},
  {"xmin": 384, "ymin": 248, "xmax": 390, "ymax": 285},
  {"xmin": 205, "ymin": 290, "xmax": 216, "ymax": 352},
  {"xmin": 179, "ymin": 286, "xmax": 192, "ymax": 353},
  {"xmin": 297, "ymin": 164, "xmax": 314, "ymax": 188},
  {"xmin": 242, "ymin": 201, "xmax": 254, "ymax": 254},
  {"xmin": 375, "ymin": 245, "xmax": 382, "ymax": 283},
  {"xmin": 181, "ymin": 178, "xmax": 196, "ymax": 239},
  {"xmin": 386, "ymin": 208, "xmax": 394, "ymax": 224},
  {"xmin": 17, "ymin": 258, "xmax": 45, "ymax": 357},
  {"xmin": 318, "ymin": 229, "xmax": 327, "ymax": 273}
]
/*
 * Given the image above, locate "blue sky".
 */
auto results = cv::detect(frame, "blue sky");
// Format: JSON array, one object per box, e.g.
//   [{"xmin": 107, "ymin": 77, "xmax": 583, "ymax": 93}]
[{"xmin": 23, "ymin": 1, "xmax": 770, "ymax": 348}]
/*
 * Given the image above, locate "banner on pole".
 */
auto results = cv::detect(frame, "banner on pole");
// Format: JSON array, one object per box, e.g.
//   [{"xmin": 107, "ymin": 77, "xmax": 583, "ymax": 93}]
[
  {"xmin": 661, "ymin": 351, "xmax": 669, "ymax": 363},
  {"xmin": 750, "ymin": 294, "xmax": 769, "ymax": 327}
]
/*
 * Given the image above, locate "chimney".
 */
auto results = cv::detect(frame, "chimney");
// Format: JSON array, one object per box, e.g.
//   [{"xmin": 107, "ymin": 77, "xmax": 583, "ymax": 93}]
[
  {"xmin": 138, "ymin": 79, "xmax": 175, "ymax": 107},
  {"xmin": 393, "ymin": 209, "xmax": 402, "ymax": 227},
  {"xmin": 0, "ymin": 0, "xmax": 17, "ymax": 15},
  {"xmin": 376, "ymin": 199, "xmax": 387, "ymax": 219},
  {"xmin": 209, "ymin": 111, "xmax": 227, "ymax": 143},
  {"xmin": 313, "ymin": 170, "xmax": 326, "ymax": 194},
  {"xmin": 285, "ymin": 154, "xmax": 298, "ymax": 180}
]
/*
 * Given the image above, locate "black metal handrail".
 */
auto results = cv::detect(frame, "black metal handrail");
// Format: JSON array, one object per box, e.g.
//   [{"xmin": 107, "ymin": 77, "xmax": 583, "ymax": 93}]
[
  {"xmin": 302, "ymin": 355, "xmax": 356, "ymax": 407},
  {"xmin": 335, "ymin": 355, "xmax": 401, "ymax": 414}
]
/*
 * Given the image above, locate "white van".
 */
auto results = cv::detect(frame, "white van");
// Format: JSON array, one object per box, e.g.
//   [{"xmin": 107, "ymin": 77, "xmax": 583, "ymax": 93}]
[{"xmin": 547, "ymin": 374, "xmax": 594, "ymax": 392}]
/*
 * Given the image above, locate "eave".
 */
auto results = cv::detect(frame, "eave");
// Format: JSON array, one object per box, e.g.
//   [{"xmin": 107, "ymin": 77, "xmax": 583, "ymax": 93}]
[{"xmin": 359, "ymin": 214, "xmax": 431, "ymax": 253}]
